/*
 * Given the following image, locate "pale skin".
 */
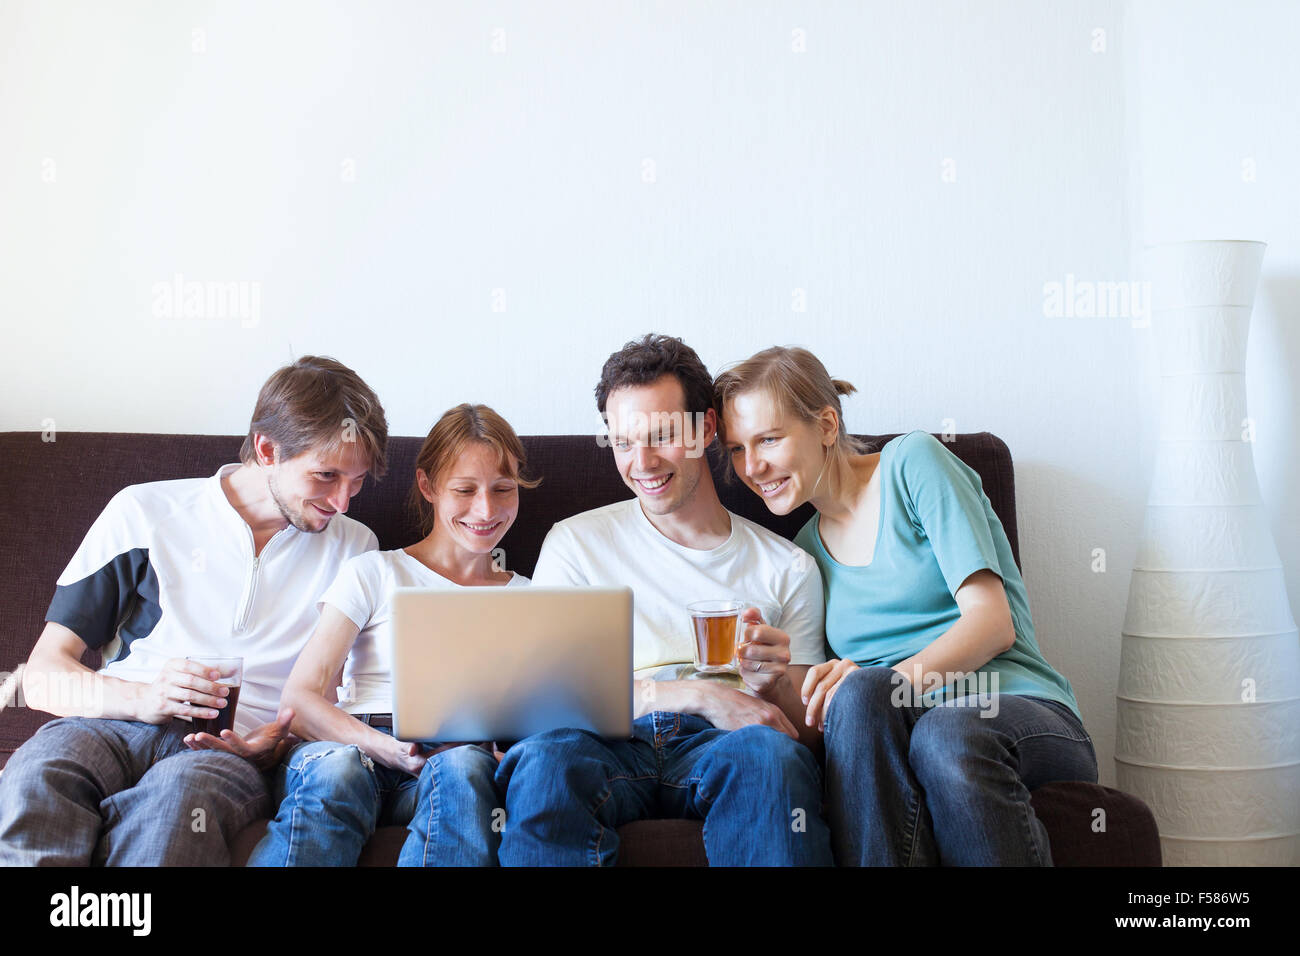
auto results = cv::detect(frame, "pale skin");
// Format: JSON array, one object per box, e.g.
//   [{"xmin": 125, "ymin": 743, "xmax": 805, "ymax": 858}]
[
  {"xmin": 21, "ymin": 433, "xmax": 372, "ymax": 771},
  {"xmin": 604, "ymin": 376, "xmax": 818, "ymax": 749},
  {"xmin": 279, "ymin": 442, "xmax": 519, "ymax": 774},
  {"xmin": 722, "ymin": 390, "xmax": 1016, "ymax": 733}
]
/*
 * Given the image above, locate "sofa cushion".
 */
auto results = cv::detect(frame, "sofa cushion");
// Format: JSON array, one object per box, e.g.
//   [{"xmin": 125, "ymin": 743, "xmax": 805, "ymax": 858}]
[
  {"xmin": 1028, "ymin": 781, "xmax": 1162, "ymax": 866},
  {"xmin": 227, "ymin": 782, "xmax": 1162, "ymax": 866}
]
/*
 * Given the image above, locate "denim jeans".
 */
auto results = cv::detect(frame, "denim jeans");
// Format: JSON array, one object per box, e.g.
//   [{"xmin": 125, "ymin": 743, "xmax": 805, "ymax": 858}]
[
  {"xmin": 245, "ymin": 732, "xmax": 503, "ymax": 866},
  {"xmin": 823, "ymin": 666, "xmax": 1099, "ymax": 866},
  {"xmin": 495, "ymin": 711, "xmax": 833, "ymax": 866},
  {"xmin": 0, "ymin": 715, "xmax": 270, "ymax": 866}
]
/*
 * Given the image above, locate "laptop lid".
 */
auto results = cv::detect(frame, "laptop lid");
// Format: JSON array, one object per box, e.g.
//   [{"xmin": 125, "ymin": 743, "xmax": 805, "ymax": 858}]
[{"xmin": 390, "ymin": 586, "xmax": 633, "ymax": 743}]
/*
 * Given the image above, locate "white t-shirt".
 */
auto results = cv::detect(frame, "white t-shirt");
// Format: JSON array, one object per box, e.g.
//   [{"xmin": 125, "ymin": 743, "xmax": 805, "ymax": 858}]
[
  {"xmin": 47, "ymin": 463, "xmax": 377, "ymax": 736},
  {"xmin": 530, "ymin": 498, "xmax": 827, "ymax": 679},
  {"xmin": 319, "ymin": 548, "xmax": 528, "ymax": 714}
]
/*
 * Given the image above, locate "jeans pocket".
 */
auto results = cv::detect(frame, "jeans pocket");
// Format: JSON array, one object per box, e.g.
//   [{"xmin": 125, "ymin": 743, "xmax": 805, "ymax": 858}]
[{"xmin": 1024, "ymin": 697, "xmax": 1092, "ymax": 744}]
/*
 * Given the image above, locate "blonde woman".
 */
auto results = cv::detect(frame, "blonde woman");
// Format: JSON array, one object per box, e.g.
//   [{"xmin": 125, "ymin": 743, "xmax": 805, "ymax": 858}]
[
  {"xmin": 247, "ymin": 404, "xmax": 538, "ymax": 866},
  {"xmin": 715, "ymin": 347, "xmax": 1096, "ymax": 866}
]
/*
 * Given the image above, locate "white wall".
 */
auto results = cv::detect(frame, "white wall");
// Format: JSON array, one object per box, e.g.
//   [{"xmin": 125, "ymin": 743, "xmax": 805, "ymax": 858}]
[{"xmin": 1, "ymin": 1, "xmax": 1294, "ymax": 788}]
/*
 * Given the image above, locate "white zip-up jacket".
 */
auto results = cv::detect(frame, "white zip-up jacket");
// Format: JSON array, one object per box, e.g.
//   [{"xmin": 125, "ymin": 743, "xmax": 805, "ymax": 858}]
[{"xmin": 44, "ymin": 463, "xmax": 378, "ymax": 735}]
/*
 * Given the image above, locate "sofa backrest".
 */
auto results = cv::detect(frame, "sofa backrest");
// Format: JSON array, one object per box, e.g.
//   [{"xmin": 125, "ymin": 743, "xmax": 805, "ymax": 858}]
[{"xmin": 0, "ymin": 430, "xmax": 1018, "ymax": 765}]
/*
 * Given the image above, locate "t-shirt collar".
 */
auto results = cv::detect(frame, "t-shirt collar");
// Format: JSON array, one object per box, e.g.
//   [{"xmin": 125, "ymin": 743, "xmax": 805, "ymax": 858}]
[
  {"xmin": 210, "ymin": 462, "xmax": 299, "ymax": 543},
  {"xmin": 630, "ymin": 497, "xmax": 738, "ymax": 562}
]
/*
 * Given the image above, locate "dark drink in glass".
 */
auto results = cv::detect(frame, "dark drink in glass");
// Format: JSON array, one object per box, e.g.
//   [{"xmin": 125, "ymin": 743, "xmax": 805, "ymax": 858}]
[
  {"xmin": 191, "ymin": 684, "xmax": 241, "ymax": 736},
  {"xmin": 185, "ymin": 656, "xmax": 243, "ymax": 736}
]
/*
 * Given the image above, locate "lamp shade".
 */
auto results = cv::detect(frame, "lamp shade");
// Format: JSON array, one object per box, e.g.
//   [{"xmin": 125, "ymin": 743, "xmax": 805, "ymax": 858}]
[{"xmin": 1117, "ymin": 240, "xmax": 1300, "ymax": 866}]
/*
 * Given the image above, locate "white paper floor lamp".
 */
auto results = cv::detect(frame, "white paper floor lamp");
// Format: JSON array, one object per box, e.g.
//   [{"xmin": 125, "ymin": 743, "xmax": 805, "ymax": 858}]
[{"xmin": 1117, "ymin": 240, "xmax": 1300, "ymax": 866}]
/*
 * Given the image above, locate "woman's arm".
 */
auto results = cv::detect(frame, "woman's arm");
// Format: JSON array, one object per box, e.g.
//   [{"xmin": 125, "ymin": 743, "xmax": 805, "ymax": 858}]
[
  {"xmin": 278, "ymin": 605, "xmax": 410, "ymax": 767},
  {"xmin": 801, "ymin": 571, "xmax": 1015, "ymax": 729},
  {"xmin": 892, "ymin": 434, "xmax": 1017, "ymax": 692},
  {"xmin": 891, "ymin": 569, "xmax": 1015, "ymax": 693}
]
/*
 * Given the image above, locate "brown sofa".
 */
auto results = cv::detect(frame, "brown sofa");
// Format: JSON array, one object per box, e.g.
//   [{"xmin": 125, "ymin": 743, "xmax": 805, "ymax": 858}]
[{"xmin": 0, "ymin": 430, "xmax": 1161, "ymax": 866}]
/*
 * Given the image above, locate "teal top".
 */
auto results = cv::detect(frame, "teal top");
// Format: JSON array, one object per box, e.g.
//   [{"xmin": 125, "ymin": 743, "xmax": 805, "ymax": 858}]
[{"xmin": 794, "ymin": 431, "xmax": 1080, "ymax": 718}]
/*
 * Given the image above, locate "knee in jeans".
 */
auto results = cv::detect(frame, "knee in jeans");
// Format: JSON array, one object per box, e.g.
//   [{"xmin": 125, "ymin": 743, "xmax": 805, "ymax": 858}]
[
  {"xmin": 290, "ymin": 743, "xmax": 375, "ymax": 787},
  {"xmin": 6, "ymin": 719, "xmax": 103, "ymax": 779},
  {"xmin": 161, "ymin": 750, "xmax": 260, "ymax": 793},
  {"xmin": 0, "ymin": 750, "xmax": 55, "ymax": 799},
  {"xmin": 500, "ymin": 730, "xmax": 607, "ymax": 799},
  {"xmin": 826, "ymin": 665, "xmax": 898, "ymax": 723},
  {"xmin": 136, "ymin": 752, "xmax": 268, "ymax": 832},
  {"xmin": 909, "ymin": 708, "xmax": 1002, "ymax": 776},
  {"xmin": 509, "ymin": 729, "xmax": 601, "ymax": 769},
  {"xmin": 710, "ymin": 725, "xmax": 817, "ymax": 782},
  {"xmin": 430, "ymin": 744, "xmax": 495, "ymax": 779}
]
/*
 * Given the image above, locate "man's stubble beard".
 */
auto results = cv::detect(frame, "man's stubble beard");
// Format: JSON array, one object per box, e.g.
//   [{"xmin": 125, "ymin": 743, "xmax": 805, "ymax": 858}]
[
  {"xmin": 642, "ymin": 457, "xmax": 702, "ymax": 517},
  {"xmin": 268, "ymin": 468, "xmax": 326, "ymax": 534}
]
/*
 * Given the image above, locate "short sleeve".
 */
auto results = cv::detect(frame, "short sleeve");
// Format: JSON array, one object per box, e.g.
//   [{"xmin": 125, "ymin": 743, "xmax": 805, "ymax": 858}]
[
  {"xmin": 897, "ymin": 432, "xmax": 1003, "ymax": 596},
  {"xmin": 529, "ymin": 524, "xmax": 591, "ymax": 587},
  {"xmin": 319, "ymin": 553, "xmax": 382, "ymax": 631},
  {"xmin": 776, "ymin": 549, "xmax": 829, "ymax": 666},
  {"xmin": 45, "ymin": 489, "xmax": 153, "ymax": 650}
]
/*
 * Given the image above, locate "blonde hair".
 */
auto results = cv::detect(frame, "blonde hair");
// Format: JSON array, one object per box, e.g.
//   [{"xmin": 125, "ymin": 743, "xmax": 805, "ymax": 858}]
[
  {"xmin": 407, "ymin": 404, "xmax": 541, "ymax": 536},
  {"xmin": 714, "ymin": 346, "xmax": 867, "ymax": 477}
]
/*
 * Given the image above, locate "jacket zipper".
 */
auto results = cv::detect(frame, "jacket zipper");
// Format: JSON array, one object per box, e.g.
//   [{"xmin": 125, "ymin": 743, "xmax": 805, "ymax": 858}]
[{"xmin": 235, "ymin": 528, "xmax": 289, "ymax": 633}]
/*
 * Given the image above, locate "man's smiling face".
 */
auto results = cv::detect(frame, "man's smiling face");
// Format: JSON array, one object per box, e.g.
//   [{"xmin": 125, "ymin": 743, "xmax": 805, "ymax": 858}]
[
  {"xmin": 605, "ymin": 374, "xmax": 715, "ymax": 518},
  {"xmin": 266, "ymin": 442, "xmax": 370, "ymax": 533}
]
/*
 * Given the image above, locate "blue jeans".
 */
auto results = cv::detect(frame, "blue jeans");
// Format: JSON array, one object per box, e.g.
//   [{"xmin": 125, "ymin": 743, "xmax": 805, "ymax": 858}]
[
  {"xmin": 824, "ymin": 666, "xmax": 1099, "ymax": 866},
  {"xmin": 0, "ymin": 716, "xmax": 269, "ymax": 866},
  {"xmin": 495, "ymin": 711, "xmax": 833, "ymax": 866},
  {"xmin": 245, "ymin": 733, "xmax": 502, "ymax": 866}
]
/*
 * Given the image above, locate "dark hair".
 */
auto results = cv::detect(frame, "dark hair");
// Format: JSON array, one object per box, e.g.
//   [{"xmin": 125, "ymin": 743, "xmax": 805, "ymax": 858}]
[
  {"xmin": 239, "ymin": 355, "xmax": 389, "ymax": 478},
  {"xmin": 407, "ymin": 403, "xmax": 541, "ymax": 536},
  {"xmin": 594, "ymin": 333, "xmax": 717, "ymax": 417}
]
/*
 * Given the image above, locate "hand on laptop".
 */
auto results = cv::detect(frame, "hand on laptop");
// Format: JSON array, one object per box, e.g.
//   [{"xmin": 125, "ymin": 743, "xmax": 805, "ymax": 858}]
[
  {"xmin": 183, "ymin": 706, "xmax": 297, "ymax": 771},
  {"xmin": 735, "ymin": 607, "xmax": 791, "ymax": 698}
]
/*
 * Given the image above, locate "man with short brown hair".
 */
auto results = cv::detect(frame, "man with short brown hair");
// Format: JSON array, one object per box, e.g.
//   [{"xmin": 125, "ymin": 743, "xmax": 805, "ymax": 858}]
[
  {"xmin": 498, "ymin": 334, "xmax": 834, "ymax": 865},
  {"xmin": 0, "ymin": 355, "xmax": 387, "ymax": 865}
]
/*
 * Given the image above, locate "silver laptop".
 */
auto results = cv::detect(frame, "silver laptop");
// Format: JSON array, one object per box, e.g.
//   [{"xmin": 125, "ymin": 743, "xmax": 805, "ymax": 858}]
[{"xmin": 389, "ymin": 586, "xmax": 633, "ymax": 742}]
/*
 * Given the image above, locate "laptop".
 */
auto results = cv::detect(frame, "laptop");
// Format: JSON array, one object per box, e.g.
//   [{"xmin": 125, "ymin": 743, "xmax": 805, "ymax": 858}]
[{"xmin": 389, "ymin": 586, "xmax": 634, "ymax": 743}]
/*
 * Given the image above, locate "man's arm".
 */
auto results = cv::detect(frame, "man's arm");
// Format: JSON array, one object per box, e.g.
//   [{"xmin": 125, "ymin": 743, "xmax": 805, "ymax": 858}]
[
  {"xmin": 23, "ymin": 621, "xmax": 228, "ymax": 723},
  {"xmin": 759, "ymin": 665, "xmax": 820, "ymax": 750},
  {"xmin": 733, "ymin": 607, "xmax": 822, "ymax": 750},
  {"xmin": 638, "ymin": 678, "xmax": 802, "ymax": 740},
  {"xmin": 737, "ymin": 549, "xmax": 830, "ymax": 750}
]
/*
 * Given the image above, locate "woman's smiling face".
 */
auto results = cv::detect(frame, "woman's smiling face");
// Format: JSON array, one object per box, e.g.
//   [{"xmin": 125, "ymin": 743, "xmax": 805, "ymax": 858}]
[
  {"xmin": 722, "ymin": 390, "xmax": 832, "ymax": 516},
  {"xmin": 424, "ymin": 441, "xmax": 520, "ymax": 554}
]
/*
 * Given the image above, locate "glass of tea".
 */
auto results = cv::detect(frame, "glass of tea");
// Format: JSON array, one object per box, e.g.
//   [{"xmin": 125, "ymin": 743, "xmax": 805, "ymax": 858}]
[
  {"xmin": 186, "ymin": 656, "xmax": 243, "ymax": 736},
  {"xmin": 687, "ymin": 600, "xmax": 745, "ymax": 674}
]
